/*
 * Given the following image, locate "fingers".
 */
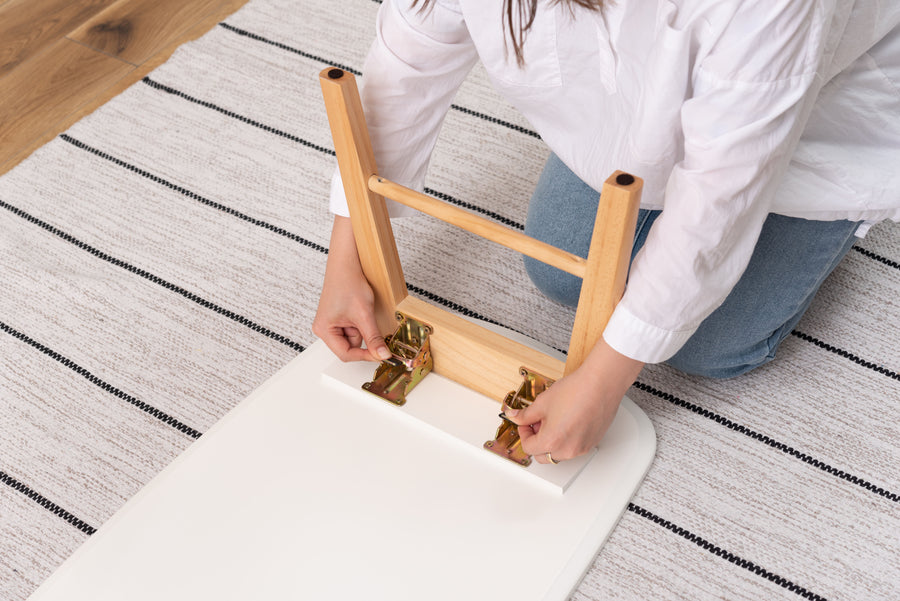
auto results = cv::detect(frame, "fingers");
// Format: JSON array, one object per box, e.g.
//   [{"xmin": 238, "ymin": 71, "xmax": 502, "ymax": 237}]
[
  {"xmin": 314, "ymin": 218, "xmax": 390, "ymax": 363},
  {"xmin": 313, "ymin": 321, "xmax": 386, "ymax": 363},
  {"xmin": 342, "ymin": 345, "xmax": 385, "ymax": 362},
  {"xmin": 505, "ymin": 401, "xmax": 558, "ymax": 463},
  {"xmin": 314, "ymin": 324, "xmax": 363, "ymax": 362},
  {"xmin": 523, "ymin": 434, "xmax": 560, "ymax": 464},
  {"xmin": 357, "ymin": 313, "xmax": 392, "ymax": 362},
  {"xmin": 532, "ymin": 452, "xmax": 558, "ymax": 465},
  {"xmin": 345, "ymin": 327, "xmax": 363, "ymax": 350},
  {"xmin": 517, "ymin": 422, "xmax": 551, "ymax": 463},
  {"xmin": 312, "ymin": 299, "xmax": 391, "ymax": 363},
  {"xmin": 503, "ymin": 399, "xmax": 542, "ymax": 427}
]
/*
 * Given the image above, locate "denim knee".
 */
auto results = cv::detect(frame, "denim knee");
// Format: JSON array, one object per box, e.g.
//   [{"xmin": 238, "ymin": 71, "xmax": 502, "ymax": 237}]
[
  {"xmin": 665, "ymin": 346, "xmax": 775, "ymax": 379},
  {"xmin": 523, "ymin": 255, "xmax": 581, "ymax": 307},
  {"xmin": 665, "ymin": 328, "xmax": 789, "ymax": 379},
  {"xmin": 522, "ymin": 153, "xmax": 599, "ymax": 307}
]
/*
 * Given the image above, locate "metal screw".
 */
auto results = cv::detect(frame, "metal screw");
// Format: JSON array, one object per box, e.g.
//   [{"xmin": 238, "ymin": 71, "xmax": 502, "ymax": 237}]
[{"xmin": 327, "ymin": 68, "xmax": 344, "ymax": 79}]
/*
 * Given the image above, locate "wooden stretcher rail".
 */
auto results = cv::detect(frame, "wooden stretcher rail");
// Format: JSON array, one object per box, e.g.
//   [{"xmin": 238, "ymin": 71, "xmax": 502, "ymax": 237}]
[{"xmin": 368, "ymin": 175, "xmax": 587, "ymax": 279}]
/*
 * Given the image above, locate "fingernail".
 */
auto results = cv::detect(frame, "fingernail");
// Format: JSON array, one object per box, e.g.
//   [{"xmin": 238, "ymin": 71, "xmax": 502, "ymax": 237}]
[
  {"xmin": 377, "ymin": 347, "xmax": 392, "ymax": 360},
  {"xmin": 505, "ymin": 408, "xmax": 519, "ymax": 418}
]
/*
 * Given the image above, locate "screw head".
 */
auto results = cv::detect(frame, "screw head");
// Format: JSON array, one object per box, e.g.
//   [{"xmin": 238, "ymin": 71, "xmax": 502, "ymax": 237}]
[{"xmin": 327, "ymin": 68, "xmax": 344, "ymax": 79}]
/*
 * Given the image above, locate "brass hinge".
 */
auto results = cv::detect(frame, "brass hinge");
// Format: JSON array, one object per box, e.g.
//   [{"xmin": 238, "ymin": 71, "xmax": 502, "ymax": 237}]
[
  {"xmin": 483, "ymin": 367, "xmax": 555, "ymax": 466},
  {"xmin": 362, "ymin": 312, "xmax": 433, "ymax": 406}
]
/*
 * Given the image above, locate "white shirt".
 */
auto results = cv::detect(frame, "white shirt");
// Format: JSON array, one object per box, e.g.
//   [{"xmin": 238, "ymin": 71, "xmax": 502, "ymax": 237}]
[{"xmin": 330, "ymin": 0, "xmax": 900, "ymax": 363}]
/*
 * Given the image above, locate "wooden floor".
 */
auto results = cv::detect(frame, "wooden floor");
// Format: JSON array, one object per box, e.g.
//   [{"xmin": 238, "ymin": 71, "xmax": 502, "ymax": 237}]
[{"xmin": 0, "ymin": 0, "xmax": 249, "ymax": 176}]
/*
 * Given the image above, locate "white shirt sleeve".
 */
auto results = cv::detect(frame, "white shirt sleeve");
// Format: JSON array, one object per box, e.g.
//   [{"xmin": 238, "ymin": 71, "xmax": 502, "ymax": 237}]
[
  {"xmin": 604, "ymin": 0, "xmax": 835, "ymax": 363},
  {"xmin": 329, "ymin": 0, "xmax": 478, "ymax": 217}
]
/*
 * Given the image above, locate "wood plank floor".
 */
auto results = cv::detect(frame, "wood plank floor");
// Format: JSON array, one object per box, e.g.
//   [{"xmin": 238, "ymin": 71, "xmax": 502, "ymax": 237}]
[{"xmin": 0, "ymin": 0, "xmax": 249, "ymax": 176}]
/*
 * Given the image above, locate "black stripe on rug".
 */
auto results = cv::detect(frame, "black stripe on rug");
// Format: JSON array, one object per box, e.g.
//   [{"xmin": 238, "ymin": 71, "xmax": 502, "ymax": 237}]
[
  {"xmin": 1, "ymin": 470, "xmax": 97, "ymax": 536},
  {"xmin": 140, "ymin": 78, "xmax": 336, "ymax": 157},
  {"xmin": 59, "ymin": 133, "xmax": 329, "ymax": 255},
  {"xmin": 218, "ymin": 22, "xmax": 361, "ymax": 77},
  {"xmin": 216, "ymin": 22, "xmax": 541, "ymax": 139},
  {"xmin": 137, "ymin": 79, "xmax": 527, "ymax": 231},
  {"xmin": 424, "ymin": 187, "xmax": 525, "ymax": 231},
  {"xmin": 632, "ymin": 380, "xmax": 899, "ymax": 503},
  {"xmin": 790, "ymin": 330, "xmax": 899, "ymax": 382},
  {"xmin": 852, "ymin": 246, "xmax": 900, "ymax": 272},
  {"xmin": 448, "ymin": 103, "xmax": 541, "ymax": 139},
  {"xmin": 0, "ymin": 320, "xmax": 202, "ymax": 439},
  {"xmin": 627, "ymin": 503, "xmax": 827, "ymax": 601},
  {"xmin": 0, "ymin": 199, "xmax": 305, "ymax": 354},
  {"xmin": 406, "ymin": 284, "xmax": 503, "ymax": 328}
]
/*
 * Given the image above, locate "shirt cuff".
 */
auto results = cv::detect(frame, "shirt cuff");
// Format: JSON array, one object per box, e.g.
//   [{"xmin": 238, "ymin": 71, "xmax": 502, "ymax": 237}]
[
  {"xmin": 603, "ymin": 303, "xmax": 696, "ymax": 364},
  {"xmin": 329, "ymin": 170, "xmax": 351, "ymax": 217}
]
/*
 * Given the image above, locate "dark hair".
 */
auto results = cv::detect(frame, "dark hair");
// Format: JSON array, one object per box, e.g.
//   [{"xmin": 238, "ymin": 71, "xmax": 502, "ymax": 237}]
[{"xmin": 411, "ymin": 0, "xmax": 604, "ymax": 66}]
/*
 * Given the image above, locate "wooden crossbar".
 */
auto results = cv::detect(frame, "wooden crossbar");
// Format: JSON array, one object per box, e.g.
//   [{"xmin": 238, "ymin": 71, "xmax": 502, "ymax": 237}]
[
  {"xmin": 368, "ymin": 175, "xmax": 588, "ymax": 278},
  {"xmin": 320, "ymin": 67, "xmax": 641, "ymax": 399}
]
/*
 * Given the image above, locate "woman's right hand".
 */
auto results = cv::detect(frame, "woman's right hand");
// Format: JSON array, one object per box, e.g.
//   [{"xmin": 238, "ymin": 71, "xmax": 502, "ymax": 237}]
[{"xmin": 312, "ymin": 216, "xmax": 392, "ymax": 363}]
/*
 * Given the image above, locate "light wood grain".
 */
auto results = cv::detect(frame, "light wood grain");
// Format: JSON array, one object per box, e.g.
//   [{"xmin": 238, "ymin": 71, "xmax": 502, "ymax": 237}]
[
  {"xmin": 0, "ymin": 38, "xmax": 134, "ymax": 153},
  {"xmin": 68, "ymin": 0, "xmax": 224, "ymax": 65},
  {"xmin": 397, "ymin": 296, "xmax": 566, "ymax": 402},
  {"xmin": 565, "ymin": 172, "xmax": 641, "ymax": 375},
  {"xmin": 0, "ymin": 0, "xmax": 248, "ymax": 175},
  {"xmin": 320, "ymin": 68, "xmax": 409, "ymax": 336},
  {"xmin": 0, "ymin": 0, "xmax": 118, "ymax": 78},
  {"xmin": 368, "ymin": 175, "xmax": 588, "ymax": 279}
]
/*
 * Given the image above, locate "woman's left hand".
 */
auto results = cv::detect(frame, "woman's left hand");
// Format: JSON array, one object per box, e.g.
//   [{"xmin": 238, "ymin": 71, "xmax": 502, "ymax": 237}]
[{"xmin": 504, "ymin": 338, "xmax": 644, "ymax": 464}]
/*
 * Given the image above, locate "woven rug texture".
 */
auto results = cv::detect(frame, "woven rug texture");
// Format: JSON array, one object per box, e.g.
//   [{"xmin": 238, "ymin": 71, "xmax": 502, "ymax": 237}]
[{"xmin": 1, "ymin": 0, "xmax": 899, "ymax": 599}]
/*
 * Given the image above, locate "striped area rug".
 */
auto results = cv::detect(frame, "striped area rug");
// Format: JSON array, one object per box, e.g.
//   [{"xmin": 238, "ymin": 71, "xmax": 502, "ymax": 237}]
[{"xmin": 2, "ymin": 0, "xmax": 898, "ymax": 598}]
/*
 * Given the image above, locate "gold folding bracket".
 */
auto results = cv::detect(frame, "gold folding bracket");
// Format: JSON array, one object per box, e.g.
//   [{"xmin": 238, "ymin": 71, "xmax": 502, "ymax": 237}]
[
  {"xmin": 483, "ymin": 367, "xmax": 555, "ymax": 466},
  {"xmin": 362, "ymin": 312, "xmax": 433, "ymax": 406}
]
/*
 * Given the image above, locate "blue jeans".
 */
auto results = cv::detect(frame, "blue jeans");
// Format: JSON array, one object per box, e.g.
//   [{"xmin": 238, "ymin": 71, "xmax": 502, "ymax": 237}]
[{"xmin": 524, "ymin": 153, "xmax": 860, "ymax": 378}]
